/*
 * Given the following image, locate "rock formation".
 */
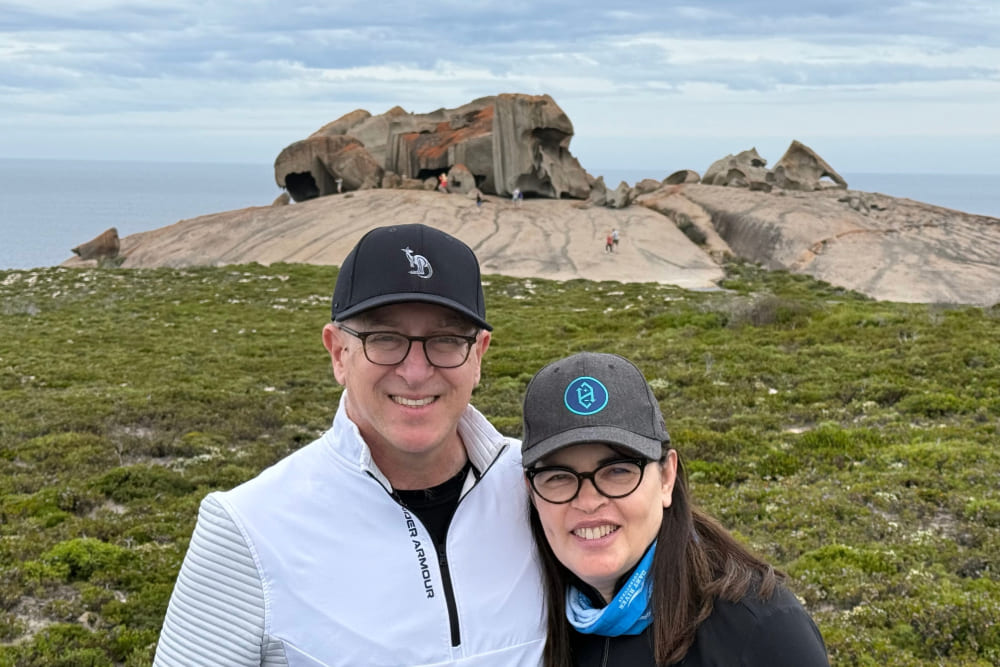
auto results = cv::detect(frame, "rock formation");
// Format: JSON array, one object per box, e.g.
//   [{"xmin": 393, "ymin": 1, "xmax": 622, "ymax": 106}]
[
  {"xmin": 701, "ymin": 142, "xmax": 847, "ymax": 193},
  {"xmin": 61, "ymin": 95, "xmax": 1000, "ymax": 307},
  {"xmin": 63, "ymin": 184, "xmax": 1000, "ymax": 307},
  {"xmin": 703, "ymin": 148, "xmax": 770, "ymax": 190},
  {"xmin": 635, "ymin": 183, "xmax": 1000, "ymax": 306},
  {"xmin": 664, "ymin": 169, "xmax": 700, "ymax": 185},
  {"xmin": 273, "ymin": 94, "xmax": 592, "ymax": 203},
  {"xmin": 769, "ymin": 140, "xmax": 848, "ymax": 191},
  {"xmin": 274, "ymin": 135, "xmax": 383, "ymax": 201},
  {"xmin": 633, "ymin": 179, "xmax": 662, "ymax": 195},
  {"xmin": 71, "ymin": 228, "xmax": 120, "ymax": 261},
  {"xmin": 446, "ymin": 164, "xmax": 477, "ymax": 195},
  {"xmin": 607, "ymin": 182, "xmax": 634, "ymax": 209}
]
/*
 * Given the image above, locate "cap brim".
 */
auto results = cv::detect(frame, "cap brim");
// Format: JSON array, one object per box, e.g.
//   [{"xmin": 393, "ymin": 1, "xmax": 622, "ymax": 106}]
[
  {"xmin": 334, "ymin": 292, "xmax": 492, "ymax": 331},
  {"xmin": 522, "ymin": 425, "xmax": 664, "ymax": 467}
]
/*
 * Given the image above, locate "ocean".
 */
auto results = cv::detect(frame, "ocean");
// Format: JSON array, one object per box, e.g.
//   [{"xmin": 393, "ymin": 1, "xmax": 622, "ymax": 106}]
[{"xmin": 1, "ymin": 159, "xmax": 998, "ymax": 270}]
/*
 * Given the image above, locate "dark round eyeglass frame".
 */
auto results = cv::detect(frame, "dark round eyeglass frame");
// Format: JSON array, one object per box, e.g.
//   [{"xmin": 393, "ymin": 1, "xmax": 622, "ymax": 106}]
[
  {"xmin": 336, "ymin": 323, "xmax": 478, "ymax": 369},
  {"xmin": 525, "ymin": 457, "xmax": 651, "ymax": 504}
]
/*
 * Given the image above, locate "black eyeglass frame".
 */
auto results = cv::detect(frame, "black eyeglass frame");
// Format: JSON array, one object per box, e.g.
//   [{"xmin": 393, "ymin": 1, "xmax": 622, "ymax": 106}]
[
  {"xmin": 336, "ymin": 323, "xmax": 479, "ymax": 369},
  {"xmin": 525, "ymin": 457, "xmax": 651, "ymax": 504}
]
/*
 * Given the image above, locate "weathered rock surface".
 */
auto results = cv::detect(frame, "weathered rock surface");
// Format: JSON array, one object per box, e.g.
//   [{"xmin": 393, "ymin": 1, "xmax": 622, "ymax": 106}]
[
  {"xmin": 700, "ymin": 142, "xmax": 846, "ymax": 193},
  {"xmin": 769, "ymin": 140, "xmax": 847, "ymax": 191},
  {"xmin": 274, "ymin": 135, "xmax": 383, "ymax": 201},
  {"xmin": 664, "ymin": 169, "xmax": 700, "ymax": 185},
  {"xmin": 70, "ymin": 227, "xmax": 120, "ymax": 261},
  {"xmin": 637, "ymin": 184, "xmax": 1000, "ymax": 306},
  {"xmin": 63, "ymin": 184, "xmax": 1000, "ymax": 306},
  {"xmin": 62, "ymin": 190, "xmax": 724, "ymax": 290},
  {"xmin": 273, "ymin": 94, "xmax": 592, "ymax": 202},
  {"xmin": 703, "ymin": 148, "xmax": 770, "ymax": 189}
]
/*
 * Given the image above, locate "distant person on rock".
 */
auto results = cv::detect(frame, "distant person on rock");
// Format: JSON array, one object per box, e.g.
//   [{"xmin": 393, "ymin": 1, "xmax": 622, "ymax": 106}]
[
  {"xmin": 605, "ymin": 232, "xmax": 614, "ymax": 254},
  {"xmin": 154, "ymin": 224, "xmax": 545, "ymax": 666},
  {"xmin": 336, "ymin": 177, "xmax": 344, "ymax": 194},
  {"xmin": 438, "ymin": 172, "xmax": 450, "ymax": 193},
  {"xmin": 512, "ymin": 188, "xmax": 523, "ymax": 205},
  {"xmin": 520, "ymin": 352, "xmax": 830, "ymax": 667},
  {"xmin": 612, "ymin": 228, "xmax": 620, "ymax": 250}
]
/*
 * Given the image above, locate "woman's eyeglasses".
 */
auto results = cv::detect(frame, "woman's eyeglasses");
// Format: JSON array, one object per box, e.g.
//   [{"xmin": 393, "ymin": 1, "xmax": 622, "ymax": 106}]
[{"xmin": 526, "ymin": 458, "xmax": 650, "ymax": 504}]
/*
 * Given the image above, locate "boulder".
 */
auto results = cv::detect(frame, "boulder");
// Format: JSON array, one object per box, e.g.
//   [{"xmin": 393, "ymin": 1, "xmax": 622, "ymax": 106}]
[
  {"xmin": 769, "ymin": 140, "xmax": 848, "ymax": 191},
  {"xmin": 384, "ymin": 102, "xmax": 493, "ymax": 184},
  {"xmin": 272, "ymin": 192, "xmax": 291, "ymax": 206},
  {"xmin": 607, "ymin": 182, "xmax": 634, "ymax": 209},
  {"xmin": 381, "ymin": 171, "xmax": 403, "ymax": 190},
  {"xmin": 703, "ymin": 148, "xmax": 769, "ymax": 189},
  {"xmin": 587, "ymin": 176, "xmax": 609, "ymax": 207},
  {"xmin": 492, "ymin": 94, "xmax": 591, "ymax": 199},
  {"xmin": 309, "ymin": 109, "xmax": 373, "ymax": 138},
  {"xmin": 446, "ymin": 164, "xmax": 477, "ymax": 195},
  {"xmin": 356, "ymin": 106, "xmax": 421, "ymax": 170},
  {"xmin": 396, "ymin": 176, "xmax": 428, "ymax": 191},
  {"xmin": 664, "ymin": 169, "xmax": 700, "ymax": 185},
  {"xmin": 633, "ymin": 178, "xmax": 662, "ymax": 195},
  {"xmin": 71, "ymin": 227, "xmax": 120, "ymax": 261},
  {"xmin": 274, "ymin": 135, "xmax": 384, "ymax": 202},
  {"xmin": 274, "ymin": 94, "xmax": 593, "ymax": 202}
]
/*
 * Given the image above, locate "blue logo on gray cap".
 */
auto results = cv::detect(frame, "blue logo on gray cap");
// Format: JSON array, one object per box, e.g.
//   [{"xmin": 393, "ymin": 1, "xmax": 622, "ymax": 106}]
[{"xmin": 564, "ymin": 376, "xmax": 609, "ymax": 415}]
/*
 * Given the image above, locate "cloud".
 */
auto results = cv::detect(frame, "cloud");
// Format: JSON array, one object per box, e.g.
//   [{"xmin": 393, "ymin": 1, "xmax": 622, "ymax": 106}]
[{"xmin": 1, "ymin": 0, "xmax": 998, "ymax": 170}]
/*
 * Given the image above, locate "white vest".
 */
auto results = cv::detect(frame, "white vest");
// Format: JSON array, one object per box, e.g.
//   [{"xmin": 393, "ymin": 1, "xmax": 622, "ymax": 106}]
[{"xmin": 215, "ymin": 401, "xmax": 545, "ymax": 666}]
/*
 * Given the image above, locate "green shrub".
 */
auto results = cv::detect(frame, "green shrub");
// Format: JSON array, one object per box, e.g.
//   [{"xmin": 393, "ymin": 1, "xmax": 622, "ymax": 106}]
[
  {"xmin": 794, "ymin": 424, "xmax": 870, "ymax": 467},
  {"xmin": 962, "ymin": 498, "xmax": 1000, "ymax": 527},
  {"xmin": 685, "ymin": 460, "xmax": 746, "ymax": 486},
  {"xmin": 0, "ymin": 612, "xmax": 26, "ymax": 642},
  {"xmin": 897, "ymin": 391, "xmax": 973, "ymax": 417},
  {"xmin": 3, "ymin": 263, "xmax": 1000, "ymax": 664},
  {"xmin": 41, "ymin": 538, "xmax": 133, "ymax": 583},
  {"xmin": 93, "ymin": 466, "xmax": 195, "ymax": 503}
]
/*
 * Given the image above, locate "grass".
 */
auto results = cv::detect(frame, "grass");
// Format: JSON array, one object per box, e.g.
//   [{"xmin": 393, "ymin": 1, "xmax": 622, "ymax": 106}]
[{"xmin": 1, "ymin": 261, "xmax": 998, "ymax": 665}]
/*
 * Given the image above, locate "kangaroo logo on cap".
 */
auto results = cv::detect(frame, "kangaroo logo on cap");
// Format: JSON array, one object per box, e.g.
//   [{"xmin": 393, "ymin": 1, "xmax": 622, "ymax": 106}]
[
  {"xmin": 402, "ymin": 247, "xmax": 433, "ymax": 279},
  {"xmin": 564, "ymin": 376, "xmax": 609, "ymax": 415}
]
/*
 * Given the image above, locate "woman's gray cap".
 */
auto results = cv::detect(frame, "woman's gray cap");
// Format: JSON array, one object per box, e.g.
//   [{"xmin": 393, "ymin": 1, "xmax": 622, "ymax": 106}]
[
  {"xmin": 521, "ymin": 352, "xmax": 670, "ymax": 467},
  {"xmin": 331, "ymin": 223, "xmax": 491, "ymax": 331}
]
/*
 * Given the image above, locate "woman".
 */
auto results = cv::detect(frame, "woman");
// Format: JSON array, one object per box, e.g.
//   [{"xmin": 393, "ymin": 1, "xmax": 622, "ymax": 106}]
[{"xmin": 521, "ymin": 352, "xmax": 829, "ymax": 666}]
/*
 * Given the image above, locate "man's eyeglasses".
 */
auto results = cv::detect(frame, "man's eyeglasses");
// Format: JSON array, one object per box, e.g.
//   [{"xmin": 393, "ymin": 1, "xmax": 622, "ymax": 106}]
[
  {"xmin": 526, "ymin": 458, "xmax": 650, "ymax": 504},
  {"xmin": 337, "ymin": 324, "xmax": 478, "ymax": 369}
]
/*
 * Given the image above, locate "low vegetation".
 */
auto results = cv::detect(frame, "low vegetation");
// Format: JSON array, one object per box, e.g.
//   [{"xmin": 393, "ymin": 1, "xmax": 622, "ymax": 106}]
[{"xmin": 1, "ymin": 262, "xmax": 998, "ymax": 666}]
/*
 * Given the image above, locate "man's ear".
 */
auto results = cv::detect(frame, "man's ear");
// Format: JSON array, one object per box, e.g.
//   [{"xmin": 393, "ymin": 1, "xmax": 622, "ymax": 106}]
[
  {"xmin": 469, "ymin": 329, "xmax": 491, "ymax": 385},
  {"xmin": 322, "ymin": 323, "xmax": 349, "ymax": 385}
]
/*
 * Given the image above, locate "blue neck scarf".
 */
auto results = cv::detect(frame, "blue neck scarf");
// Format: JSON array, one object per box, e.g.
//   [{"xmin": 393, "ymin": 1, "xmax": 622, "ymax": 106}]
[{"xmin": 565, "ymin": 541, "xmax": 656, "ymax": 636}]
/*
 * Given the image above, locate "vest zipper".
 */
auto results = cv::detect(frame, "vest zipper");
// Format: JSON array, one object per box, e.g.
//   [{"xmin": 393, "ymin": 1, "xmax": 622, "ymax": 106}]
[
  {"xmin": 434, "ymin": 538, "xmax": 462, "ymax": 646},
  {"xmin": 365, "ymin": 442, "xmax": 507, "ymax": 651}
]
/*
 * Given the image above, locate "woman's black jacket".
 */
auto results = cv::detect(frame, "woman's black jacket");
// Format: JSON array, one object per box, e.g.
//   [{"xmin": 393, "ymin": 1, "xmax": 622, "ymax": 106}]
[{"xmin": 569, "ymin": 584, "xmax": 829, "ymax": 666}]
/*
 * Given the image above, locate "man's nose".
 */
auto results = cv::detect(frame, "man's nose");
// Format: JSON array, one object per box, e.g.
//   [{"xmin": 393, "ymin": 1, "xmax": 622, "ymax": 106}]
[{"xmin": 396, "ymin": 340, "xmax": 435, "ymax": 381}]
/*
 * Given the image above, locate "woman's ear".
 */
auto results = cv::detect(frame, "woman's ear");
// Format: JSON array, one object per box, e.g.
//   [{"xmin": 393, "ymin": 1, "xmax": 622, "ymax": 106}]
[{"xmin": 660, "ymin": 449, "xmax": 679, "ymax": 508}]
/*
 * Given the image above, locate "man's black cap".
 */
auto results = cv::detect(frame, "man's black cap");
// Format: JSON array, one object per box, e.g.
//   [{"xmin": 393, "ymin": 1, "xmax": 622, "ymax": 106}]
[{"xmin": 332, "ymin": 224, "xmax": 491, "ymax": 330}]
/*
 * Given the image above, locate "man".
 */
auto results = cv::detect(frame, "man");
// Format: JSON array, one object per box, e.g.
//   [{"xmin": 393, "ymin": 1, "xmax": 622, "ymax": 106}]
[{"xmin": 154, "ymin": 224, "xmax": 545, "ymax": 666}]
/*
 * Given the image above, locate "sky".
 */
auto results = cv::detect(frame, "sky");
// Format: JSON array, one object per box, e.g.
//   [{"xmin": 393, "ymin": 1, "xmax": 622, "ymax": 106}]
[{"xmin": 2, "ymin": 0, "xmax": 999, "ymax": 175}]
